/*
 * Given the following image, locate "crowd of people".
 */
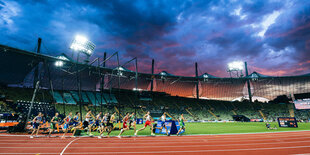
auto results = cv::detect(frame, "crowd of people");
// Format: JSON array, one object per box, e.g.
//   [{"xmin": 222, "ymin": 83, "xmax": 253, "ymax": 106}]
[{"xmin": 29, "ymin": 111, "xmax": 186, "ymax": 138}]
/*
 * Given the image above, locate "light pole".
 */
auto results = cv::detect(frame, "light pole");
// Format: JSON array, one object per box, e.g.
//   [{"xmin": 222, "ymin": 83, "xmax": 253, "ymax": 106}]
[{"xmin": 70, "ymin": 35, "xmax": 96, "ymax": 121}]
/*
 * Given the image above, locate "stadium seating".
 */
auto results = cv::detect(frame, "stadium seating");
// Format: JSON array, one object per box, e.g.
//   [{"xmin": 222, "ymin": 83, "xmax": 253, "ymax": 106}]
[
  {"xmin": 12, "ymin": 100, "xmax": 56, "ymax": 119},
  {"xmin": 86, "ymin": 92, "xmax": 97, "ymax": 105},
  {"xmin": 63, "ymin": 92, "xmax": 76, "ymax": 104},
  {"xmin": 1, "ymin": 86, "xmax": 310, "ymax": 122},
  {"xmin": 95, "ymin": 92, "xmax": 107, "ymax": 105},
  {"xmin": 81, "ymin": 92, "xmax": 89, "ymax": 103},
  {"xmin": 51, "ymin": 91, "xmax": 65, "ymax": 103}
]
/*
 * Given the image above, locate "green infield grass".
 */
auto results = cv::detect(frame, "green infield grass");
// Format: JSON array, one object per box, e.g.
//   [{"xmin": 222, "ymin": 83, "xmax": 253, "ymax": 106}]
[{"xmin": 78, "ymin": 122, "xmax": 310, "ymax": 136}]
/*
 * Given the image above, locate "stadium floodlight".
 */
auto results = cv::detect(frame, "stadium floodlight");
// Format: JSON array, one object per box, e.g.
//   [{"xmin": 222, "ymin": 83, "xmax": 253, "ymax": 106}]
[
  {"xmin": 227, "ymin": 61, "xmax": 244, "ymax": 71},
  {"xmin": 132, "ymin": 88, "xmax": 143, "ymax": 91},
  {"xmin": 55, "ymin": 61, "xmax": 64, "ymax": 67},
  {"xmin": 203, "ymin": 74, "xmax": 209, "ymax": 82},
  {"xmin": 54, "ymin": 56, "xmax": 68, "ymax": 67},
  {"xmin": 57, "ymin": 55, "xmax": 69, "ymax": 61},
  {"xmin": 203, "ymin": 74, "xmax": 209, "ymax": 78},
  {"xmin": 70, "ymin": 35, "xmax": 95, "ymax": 56}
]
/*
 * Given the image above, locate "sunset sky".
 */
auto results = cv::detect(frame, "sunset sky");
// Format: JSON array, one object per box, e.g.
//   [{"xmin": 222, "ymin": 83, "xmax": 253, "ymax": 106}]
[{"xmin": 1, "ymin": 0, "xmax": 309, "ymax": 77}]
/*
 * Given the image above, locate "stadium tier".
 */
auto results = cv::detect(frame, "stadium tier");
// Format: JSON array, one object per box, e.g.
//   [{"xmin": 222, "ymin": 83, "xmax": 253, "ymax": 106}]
[{"xmin": 1, "ymin": 85, "xmax": 310, "ymax": 121}]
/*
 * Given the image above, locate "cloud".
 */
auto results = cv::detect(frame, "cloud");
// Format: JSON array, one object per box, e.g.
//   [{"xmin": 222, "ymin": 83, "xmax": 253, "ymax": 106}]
[{"xmin": 0, "ymin": 0, "xmax": 309, "ymax": 77}]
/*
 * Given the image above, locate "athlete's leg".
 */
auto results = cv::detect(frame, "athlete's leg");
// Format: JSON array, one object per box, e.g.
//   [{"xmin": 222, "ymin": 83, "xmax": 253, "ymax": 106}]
[
  {"xmin": 48, "ymin": 128, "xmax": 52, "ymax": 137},
  {"xmin": 133, "ymin": 121, "xmax": 136, "ymax": 133},
  {"xmin": 72, "ymin": 128, "xmax": 77, "ymax": 136},
  {"xmin": 135, "ymin": 125, "xmax": 146, "ymax": 135},
  {"xmin": 61, "ymin": 124, "xmax": 68, "ymax": 138},
  {"xmin": 150, "ymin": 124, "xmax": 154, "ymax": 135},
  {"xmin": 62, "ymin": 129, "xmax": 67, "ymax": 139},
  {"xmin": 88, "ymin": 124, "xmax": 93, "ymax": 136},
  {"xmin": 137, "ymin": 126, "xmax": 146, "ymax": 132},
  {"xmin": 35, "ymin": 126, "xmax": 40, "ymax": 137},
  {"xmin": 30, "ymin": 128, "xmax": 37, "ymax": 138},
  {"xmin": 177, "ymin": 126, "xmax": 185, "ymax": 135},
  {"xmin": 31, "ymin": 127, "xmax": 36, "ymax": 136},
  {"xmin": 107, "ymin": 127, "xmax": 112, "ymax": 137}
]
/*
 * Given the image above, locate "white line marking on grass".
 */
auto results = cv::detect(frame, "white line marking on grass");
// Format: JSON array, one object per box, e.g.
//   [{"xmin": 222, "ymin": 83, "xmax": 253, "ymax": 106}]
[{"xmin": 60, "ymin": 137, "xmax": 80, "ymax": 155}]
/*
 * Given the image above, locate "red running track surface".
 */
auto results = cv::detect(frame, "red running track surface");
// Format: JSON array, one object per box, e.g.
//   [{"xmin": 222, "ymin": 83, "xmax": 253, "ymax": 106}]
[{"xmin": 0, "ymin": 131, "xmax": 310, "ymax": 155}]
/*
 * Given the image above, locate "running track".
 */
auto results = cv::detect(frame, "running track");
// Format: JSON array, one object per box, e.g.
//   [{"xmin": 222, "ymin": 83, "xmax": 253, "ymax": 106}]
[{"xmin": 1, "ymin": 131, "xmax": 310, "ymax": 154}]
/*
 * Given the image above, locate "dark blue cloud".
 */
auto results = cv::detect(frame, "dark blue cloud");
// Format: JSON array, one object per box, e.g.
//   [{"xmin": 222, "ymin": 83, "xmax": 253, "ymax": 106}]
[{"xmin": 0, "ymin": 0, "xmax": 309, "ymax": 77}]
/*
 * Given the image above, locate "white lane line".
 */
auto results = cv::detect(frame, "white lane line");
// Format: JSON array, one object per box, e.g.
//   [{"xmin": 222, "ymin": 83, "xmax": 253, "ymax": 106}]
[
  {"xmin": 0, "ymin": 130, "xmax": 310, "ymax": 137},
  {"xmin": 1, "ymin": 132, "xmax": 309, "ymax": 141},
  {"xmin": 59, "ymin": 145, "xmax": 310, "ymax": 154},
  {"xmin": 0, "ymin": 145, "xmax": 310, "ymax": 154},
  {"xmin": 180, "ymin": 130, "xmax": 310, "ymax": 136},
  {"xmin": 1, "ymin": 133, "xmax": 310, "ymax": 142},
  {"xmin": 60, "ymin": 137, "xmax": 80, "ymax": 155},
  {"xmin": 2, "ymin": 135, "xmax": 310, "ymax": 145},
  {"xmin": 1, "ymin": 139, "xmax": 310, "ymax": 149}
]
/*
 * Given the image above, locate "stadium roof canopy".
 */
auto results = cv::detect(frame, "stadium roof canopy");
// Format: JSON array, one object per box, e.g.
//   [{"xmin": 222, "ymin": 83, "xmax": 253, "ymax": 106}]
[
  {"xmin": 300, "ymin": 73, "xmax": 310, "ymax": 76},
  {"xmin": 0, "ymin": 44, "xmax": 310, "ymax": 86},
  {"xmin": 247, "ymin": 72, "xmax": 272, "ymax": 78},
  {"xmin": 1, "ymin": 44, "xmax": 310, "ymax": 101},
  {"xmin": 114, "ymin": 66, "xmax": 133, "ymax": 72},
  {"xmin": 157, "ymin": 71, "xmax": 175, "ymax": 77},
  {"xmin": 198, "ymin": 73, "xmax": 218, "ymax": 79}
]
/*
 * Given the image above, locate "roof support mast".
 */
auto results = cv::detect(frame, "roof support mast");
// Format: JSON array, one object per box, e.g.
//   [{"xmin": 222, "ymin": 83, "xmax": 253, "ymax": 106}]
[
  {"xmin": 151, "ymin": 59, "xmax": 154, "ymax": 92},
  {"xmin": 26, "ymin": 38, "xmax": 42, "ymax": 130},
  {"xmin": 245, "ymin": 62, "xmax": 252, "ymax": 102},
  {"xmin": 33, "ymin": 38, "xmax": 41, "ymax": 88},
  {"xmin": 195, "ymin": 62, "xmax": 199, "ymax": 101},
  {"xmin": 100, "ymin": 52, "xmax": 107, "ymax": 113}
]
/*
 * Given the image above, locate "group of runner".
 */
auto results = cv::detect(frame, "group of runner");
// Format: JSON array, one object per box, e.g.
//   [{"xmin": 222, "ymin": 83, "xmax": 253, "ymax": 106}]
[{"xmin": 30, "ymin": 111, "xmax": 185, "ymax": 138}]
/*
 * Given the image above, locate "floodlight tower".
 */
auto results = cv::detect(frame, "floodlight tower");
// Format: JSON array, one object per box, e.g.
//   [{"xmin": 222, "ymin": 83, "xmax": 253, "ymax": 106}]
[
  {"xmin": 70, "ymin": 35, "xmax": 96, "ymax": 121},
  {"xmin": 70, "ymin": 35, "xmax": 96, "ymax": 63},
  {"xmin": 227, "ymin": 61, "xmax": 252, "ymax": 102},
  {"xmin": 227, "ymin": 61, "xmax": 244, "ymax": 78}
]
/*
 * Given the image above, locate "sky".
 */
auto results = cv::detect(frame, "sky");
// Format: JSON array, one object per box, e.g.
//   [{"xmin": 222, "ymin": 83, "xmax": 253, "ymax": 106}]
[{"xmin": 0, "ymin": 0, "xmax": 310, "ymax": 77}]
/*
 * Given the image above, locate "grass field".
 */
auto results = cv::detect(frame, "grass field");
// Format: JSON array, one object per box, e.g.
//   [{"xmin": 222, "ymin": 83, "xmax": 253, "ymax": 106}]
[{"xmin": 80, "ymin": 122, "xmax": 310, "ymax": 136}]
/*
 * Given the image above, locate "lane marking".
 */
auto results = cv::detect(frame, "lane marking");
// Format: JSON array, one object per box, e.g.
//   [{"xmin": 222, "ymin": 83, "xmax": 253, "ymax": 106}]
[
  {"xmin": 60, "ymin": 137, "xmax": 80, "ymax": 155},
  {"xmin": 1, "ymin": 139, "xmax": 310, "ymax": 149},
  {"xmin": 1, "ymin": 133, "xmax": 310, "ymax": 142},
  {"xmin": 1, "ymin": 145, "xmax": 310, "ymax": 154},
  {"xmin": 2, "ymin": 131, "xmax": 310, "ymax": 154},
  {"xmin": 2, "ymin": 135, "xmax": 310, "ymax": 145},
  {"xmin": 0, "ymin": 130, "xmax": 310, "ymax": 137}
]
